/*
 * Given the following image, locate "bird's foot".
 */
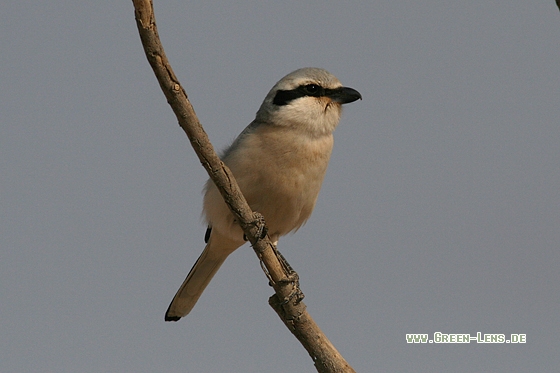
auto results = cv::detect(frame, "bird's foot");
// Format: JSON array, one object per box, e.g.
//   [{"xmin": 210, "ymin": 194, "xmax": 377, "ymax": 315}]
[
  {"xmin": 277, "ymin": 271, "xmax": 304, "ymax": 305},
  {"xmin": 274, "ymin": 248, "xmax": 304, "ymax": 305},
  {"xmin": 243, "ymin": 212, "xmax": 268, "ymax": 242},
  {"xmin": 252, "ymin": 212, "xmax": 268, "ymax": 240}
]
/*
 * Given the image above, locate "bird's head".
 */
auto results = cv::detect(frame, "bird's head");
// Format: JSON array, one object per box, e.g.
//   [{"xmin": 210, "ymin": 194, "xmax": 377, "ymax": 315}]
[{"xmin": 256, "ymin": 68, "xmax": 361, "ymax": 137}]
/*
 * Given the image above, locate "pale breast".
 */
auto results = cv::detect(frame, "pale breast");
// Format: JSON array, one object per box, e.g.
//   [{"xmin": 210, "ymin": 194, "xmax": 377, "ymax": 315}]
[{"xmin": 204, "ymin": 125, "xmax": 334, "ymax": 241}]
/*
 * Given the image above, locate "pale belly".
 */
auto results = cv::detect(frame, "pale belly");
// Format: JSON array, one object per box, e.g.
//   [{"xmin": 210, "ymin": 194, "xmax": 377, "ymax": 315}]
[{"xmin": 203, "ymin": 127, "xmax": 334, "ymax": 243}]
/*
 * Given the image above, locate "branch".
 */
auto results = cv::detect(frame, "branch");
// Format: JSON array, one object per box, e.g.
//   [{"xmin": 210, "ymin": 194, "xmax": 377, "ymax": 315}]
[{"xmin": 132, "ymin": 1, "xmax": 355, "ymax": 372}]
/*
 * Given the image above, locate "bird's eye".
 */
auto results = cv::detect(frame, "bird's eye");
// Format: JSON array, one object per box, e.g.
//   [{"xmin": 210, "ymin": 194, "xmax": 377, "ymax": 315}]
[{"xmin": 304, "ymin": 84, "xmax": 320, "ymax": 95}]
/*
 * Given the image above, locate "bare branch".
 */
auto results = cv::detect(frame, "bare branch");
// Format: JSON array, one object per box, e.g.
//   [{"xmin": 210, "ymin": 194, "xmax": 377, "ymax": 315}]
[{"xmin": 131, "ymin": 1, "xmax": 355, "ymax": 371}]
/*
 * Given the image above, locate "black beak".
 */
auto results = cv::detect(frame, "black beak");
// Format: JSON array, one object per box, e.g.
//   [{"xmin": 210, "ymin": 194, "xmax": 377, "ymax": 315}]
[{"xmin": 329, "ymin": 87, "xmax": 362, "ymax": 104}]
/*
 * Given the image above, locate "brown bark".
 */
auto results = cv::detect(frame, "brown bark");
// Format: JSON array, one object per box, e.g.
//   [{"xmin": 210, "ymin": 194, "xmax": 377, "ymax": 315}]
[{"xmin": 131, "ymin": 1, "xmax": 356, "ymax": 371}]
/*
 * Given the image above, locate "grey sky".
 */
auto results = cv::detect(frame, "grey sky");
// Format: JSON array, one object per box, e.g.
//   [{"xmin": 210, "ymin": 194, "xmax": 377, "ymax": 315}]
[{"xmin": 1, "ymin": 1, "xmax": 559, "ymax": 372}]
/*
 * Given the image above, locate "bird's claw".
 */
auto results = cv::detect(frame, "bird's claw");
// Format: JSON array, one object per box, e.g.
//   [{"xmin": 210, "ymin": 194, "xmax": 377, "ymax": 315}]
[
  {"xmin": 278, "ymin": 272, "xmax": 304, "ymax": 305},
  {"xmin": 271, "ymin": 247, "xmax": 304, "ymax": 305},
  {"xmin": 252, "ymin": 212, "xmax": 268, "ymax": 239},
  {"xmin": 243, "ymin": 212, "xmax": 268, "ymax": 242}
]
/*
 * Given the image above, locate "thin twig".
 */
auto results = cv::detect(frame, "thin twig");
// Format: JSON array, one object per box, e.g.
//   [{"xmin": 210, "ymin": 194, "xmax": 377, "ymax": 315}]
[{"xmin": 131, "ymin": 1, "xmax": 355, "ymax": 372}]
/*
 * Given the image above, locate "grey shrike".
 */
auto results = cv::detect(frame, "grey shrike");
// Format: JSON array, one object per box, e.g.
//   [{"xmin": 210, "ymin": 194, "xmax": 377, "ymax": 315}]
[{"xmin": 165, "ymin": 67, "xmax": 361, "ymax": 321}]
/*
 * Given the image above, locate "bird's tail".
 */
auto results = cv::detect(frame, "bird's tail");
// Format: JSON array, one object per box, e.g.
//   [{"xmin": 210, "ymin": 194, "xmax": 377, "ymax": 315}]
[{"xmin": 165, "ymin": 232, "xmax": 240, "ymax": 321}]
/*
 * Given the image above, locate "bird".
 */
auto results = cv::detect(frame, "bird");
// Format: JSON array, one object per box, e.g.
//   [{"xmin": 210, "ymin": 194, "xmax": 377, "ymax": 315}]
[{"xmin": 165, "ymin": 67, "xmax": 361, "ymax": 321}]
